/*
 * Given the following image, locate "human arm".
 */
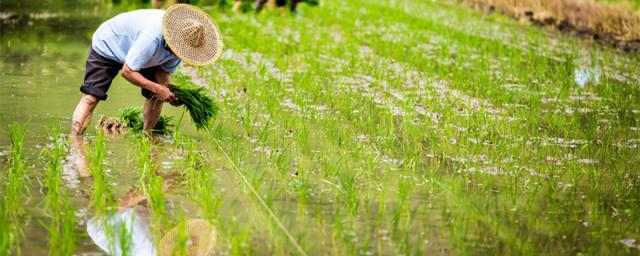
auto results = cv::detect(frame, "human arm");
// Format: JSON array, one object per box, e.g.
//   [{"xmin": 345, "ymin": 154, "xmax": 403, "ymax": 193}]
[
  {"xmin": 121, "ymin": 35, "xmax": 177, "ymax": 103},
  {"xmin": 121, "ymin": 63, "xmax": 177, "ymax": 104}
]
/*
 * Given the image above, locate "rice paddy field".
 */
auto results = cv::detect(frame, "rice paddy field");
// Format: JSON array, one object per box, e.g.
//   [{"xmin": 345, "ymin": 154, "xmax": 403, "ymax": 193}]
[{"xmin": 1, "ymin": 0, "xmax": 640, "ymax": 255}]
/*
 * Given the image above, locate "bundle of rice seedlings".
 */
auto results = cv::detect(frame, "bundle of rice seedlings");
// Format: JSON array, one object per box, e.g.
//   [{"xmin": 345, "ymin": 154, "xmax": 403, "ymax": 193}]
[
  {"xmin": 169, "ymin": 76, "xmax": 219, "ymax": 130},
  {"xmin": 117, "ymin": 107, "xmax": 174, "ymax": 135},
  {"xmin": 154, "ymin": 115, "xmax": 175, "ymax": 134},
  {"xmin": 118, "ymin": 107, "xmax": 143, "ymax": 133}
]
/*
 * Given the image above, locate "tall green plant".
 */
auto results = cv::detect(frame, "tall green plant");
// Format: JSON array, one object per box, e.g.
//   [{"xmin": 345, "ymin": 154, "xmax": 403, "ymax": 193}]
[
  {"xmin": 1, "ymin": 122, "xmax": 28, "ymax": 255},
  {"xmin": 89, "ymin": 132, "xmax": 114, "ymax": 216},
  {"xmin": 44, "ymin": 126, "xmax": 78, "ymax": 256}
]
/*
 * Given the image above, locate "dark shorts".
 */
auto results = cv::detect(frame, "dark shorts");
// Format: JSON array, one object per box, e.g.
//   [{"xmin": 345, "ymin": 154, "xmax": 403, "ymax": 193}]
[{"xmin": 80, "ymin": 49, "xmax": 158, "ymax": 101}]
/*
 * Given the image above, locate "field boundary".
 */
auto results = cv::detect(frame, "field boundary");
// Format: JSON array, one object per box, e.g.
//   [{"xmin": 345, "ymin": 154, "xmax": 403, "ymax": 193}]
[{"xmin": 457, "ymin": 0, "xmax": 640, "ymax": 52}]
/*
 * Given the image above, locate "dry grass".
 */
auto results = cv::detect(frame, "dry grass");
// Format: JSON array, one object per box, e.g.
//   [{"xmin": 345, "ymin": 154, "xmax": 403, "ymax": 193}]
[{"xmin": 460, "ymin": 0, "xmax": 640, "ymax": 45}]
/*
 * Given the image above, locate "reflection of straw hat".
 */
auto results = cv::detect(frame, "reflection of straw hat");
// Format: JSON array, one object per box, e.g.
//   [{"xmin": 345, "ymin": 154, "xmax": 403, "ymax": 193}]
[
  {"xmin": 158, "ymin": 219, "xmax": 216, "ymax": 256},
  {"xmin": 163, "ymin": 4, "xmax": 223, "ymax": 66}
]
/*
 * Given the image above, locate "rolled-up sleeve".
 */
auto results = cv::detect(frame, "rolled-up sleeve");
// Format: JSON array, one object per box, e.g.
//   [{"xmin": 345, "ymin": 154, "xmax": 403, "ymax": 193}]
[
  {"xmin": 160, "ymin": 58, "xmax": 181, "ymax": 73},
  {"xmin": 125, "ymin": 36, "xmax": 158, "ymax": 71}
]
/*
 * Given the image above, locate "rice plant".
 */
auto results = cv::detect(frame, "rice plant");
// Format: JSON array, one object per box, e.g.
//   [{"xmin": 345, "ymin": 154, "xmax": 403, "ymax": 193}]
[
  {"xmin": 133, "ymin": 135, "xmax": 169, "ymax": 242},
  {"xmin": 43, "ymin": 126, "xmax": 78, "ymax": 256},
  {"xmin": 118, "ymin": 107, "xmax": 143, "ymax": 132},
  {"xmin": 89, "ymin": 131, "xmax": 114, "ymax": 216},
  {"xmin": 0, "ymin": 122, "xmax": 29, "ymax": 255}
]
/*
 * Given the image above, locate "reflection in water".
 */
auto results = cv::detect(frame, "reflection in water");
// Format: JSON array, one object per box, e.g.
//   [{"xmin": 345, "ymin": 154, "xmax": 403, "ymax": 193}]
[
  {"xmin": 87, "ymin": 206, "xmax": 155, "ymax": 256},
  {"xmin": 64, "ymin": 134, "xmax": 216, "ymax": 255},
  {"xmin": 574, "ymin": 57, "xmax": 601, "ymax": 88}
]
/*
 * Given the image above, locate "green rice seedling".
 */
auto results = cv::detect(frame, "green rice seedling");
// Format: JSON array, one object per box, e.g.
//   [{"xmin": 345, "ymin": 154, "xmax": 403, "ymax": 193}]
[
  {"xmin": 0, "ymin": 199, "xmax": 11, "ymax": 255},
  {"xmin": 118, "ymin": 107, "xmax": 143, "ymax": 133},
  {"xmin": 116, "ymin": 215, "xmax": 133, "ymax": 256},
  {"xmin": 133, "ymin": 135, "xmax": 169, "ymax": 240},
  {"xmin": 171, "ymin": 73, "xmax": 219, "ymax": 130},
  {"xmin": 145, "ymin": 174, "xmax": 168, "ymax": 239},
  {"xmin": 44, "ymin": 126, "xmax": 78, "ymax": 256},
  {"xmin": 134, "ymin": 134, "xmax": 156, "ymax": 178},
  {"xmin": 1, "ymin": 122, "xmax": 28, "ymax": 255},
  {"xmin": 118, "ymin": 107, "xmax": 174, "ymax": 135},
  {"xmin": 171, "ymin": 210, "xmax": 189, "ymax": 256},
  {"xmin": 154, "ymin": 115, "xmax": 174, "ymax": 135},
  {"xmin": 181, "ymin": 139, "xmax": 223, "ymax": 223},
  {"xmin": 89, "ymin": 131, "xmax": 114, "ymax": 216}
]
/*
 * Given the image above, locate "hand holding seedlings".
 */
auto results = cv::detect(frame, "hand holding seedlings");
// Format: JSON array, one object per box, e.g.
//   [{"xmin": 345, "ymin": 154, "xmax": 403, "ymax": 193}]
[{"xmin": 169, "ymin": 83, "xmax": 219, "ymax": 130}]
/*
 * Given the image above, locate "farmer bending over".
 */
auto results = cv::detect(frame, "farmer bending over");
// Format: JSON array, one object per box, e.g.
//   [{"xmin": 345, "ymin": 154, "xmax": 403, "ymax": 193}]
[{"xmin": 71, "ymin": 4, "xmax": 222, "ymax": 135}]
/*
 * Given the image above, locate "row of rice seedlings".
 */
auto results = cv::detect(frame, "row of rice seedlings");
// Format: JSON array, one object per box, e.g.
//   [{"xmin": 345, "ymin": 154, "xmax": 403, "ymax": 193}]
[
  {"xmin": 354, "ymin": 1, "xmax": 639, "ymax": 253},
  {"xmin": 220, "ymin": 22, "xmax": 455, "ymax": 253},
  {"xmin": 179, "ymin": 139, "xmax": 243, "ymax": 253},
  {"xmin": 324, "ymin": 1, "xmax": 552, "ymax": 252},
  {"xmin": 182, "ymin": 140, "xmax": 221, "ymax": 221},
  {"xmin": 133, "ymin": 135, "xmax": 169, "ymax": 241},
  {"xmin": 168, "ymin": 209, "xmax": 189, "ymax": 256},
  {"xmin": 89, "ymin": 131, "xmax": 114, "ymax": 216},
  {"xmin": 211, "ymin": 23, "xmax": 414, "ymax": 254},
  {"xmin": 196, "ymin": 40, "xmax": 386, "ymax": 255},
  {"xmin": 236, "ymin": 11, "xmax": 470, "ymax": 252},
  {"xmin": 0, "ymin": 122, "xmax": 29, "ymax": 255},
  {"xmin": 86, "ymin": 131, "xmax": 135, "ymax": 254},
  {"xmin": 76, "ymin": 127, "xmax": 143, "ymax": 255},
  {"xmin": 212, "ymin": 1, "xmax": 636, "ymax": 254},
  {"xmin": 147, "ymin": 174, "xmax": 168, "ymax": 242},
  {"xmin": 43, "ymin": 126, "xmax": 78, "ymax": 255}
]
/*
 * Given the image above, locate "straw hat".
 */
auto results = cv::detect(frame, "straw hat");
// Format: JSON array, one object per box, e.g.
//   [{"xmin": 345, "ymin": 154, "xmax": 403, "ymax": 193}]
[
  {"xmin": 158, "ymin": 219, "xmax": 216, "ymax": 256},
  {"xmin": 163, "ymin": 4, "xmax": 223, "ymax": 66}
]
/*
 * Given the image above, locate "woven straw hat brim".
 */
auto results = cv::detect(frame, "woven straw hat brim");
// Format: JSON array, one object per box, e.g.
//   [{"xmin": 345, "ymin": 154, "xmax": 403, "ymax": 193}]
[
  {"xmin": 158, "ymin": 219, "xmax": 216, "ymax": 256},
  {"xmin": 163, "ymin": 4, "xmax": 223, "ymax": 66}
]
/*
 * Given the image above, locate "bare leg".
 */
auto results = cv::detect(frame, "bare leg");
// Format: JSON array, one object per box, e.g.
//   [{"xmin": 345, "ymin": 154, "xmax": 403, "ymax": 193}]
[
  {"xmin": 143, "ymin": 97, "xmax": 163, "ymax": 132},
  {"xmin": 70, "ymin": 94, "xmax": 98, "ymax": 177},
  {"xmin": 143, "ymin": 67, "xmax": 173, "ymax": 132},
  {"xmin": 71, "ymin": 94, "xmax": 99, "ymax": 136}
]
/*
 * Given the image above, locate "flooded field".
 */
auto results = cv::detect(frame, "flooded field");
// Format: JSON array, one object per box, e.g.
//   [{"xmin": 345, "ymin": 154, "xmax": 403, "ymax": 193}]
[{"xmin": 1, "ymin": 0, "xmax": 640, "ymax": 255}]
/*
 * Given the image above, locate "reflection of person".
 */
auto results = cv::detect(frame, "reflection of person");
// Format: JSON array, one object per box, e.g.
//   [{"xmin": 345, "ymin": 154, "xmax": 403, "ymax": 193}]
[
  {"xmin": 86, "ymin": 172, "xmax": 216, "ymax": 256},
  {"xmin": 68, "ymin": 135, "xmax": 91, "ymax": 178},
  {"xmin": 86, "ymin": 172, "xmax": 172, "ymax": 256},
  {"xmin": 87, "ymin": 205, "xmax": 155, "ymax": 255},
  {"xmin": 71, "ymin": 4, "xmax": 223, "ymax": 136}
]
